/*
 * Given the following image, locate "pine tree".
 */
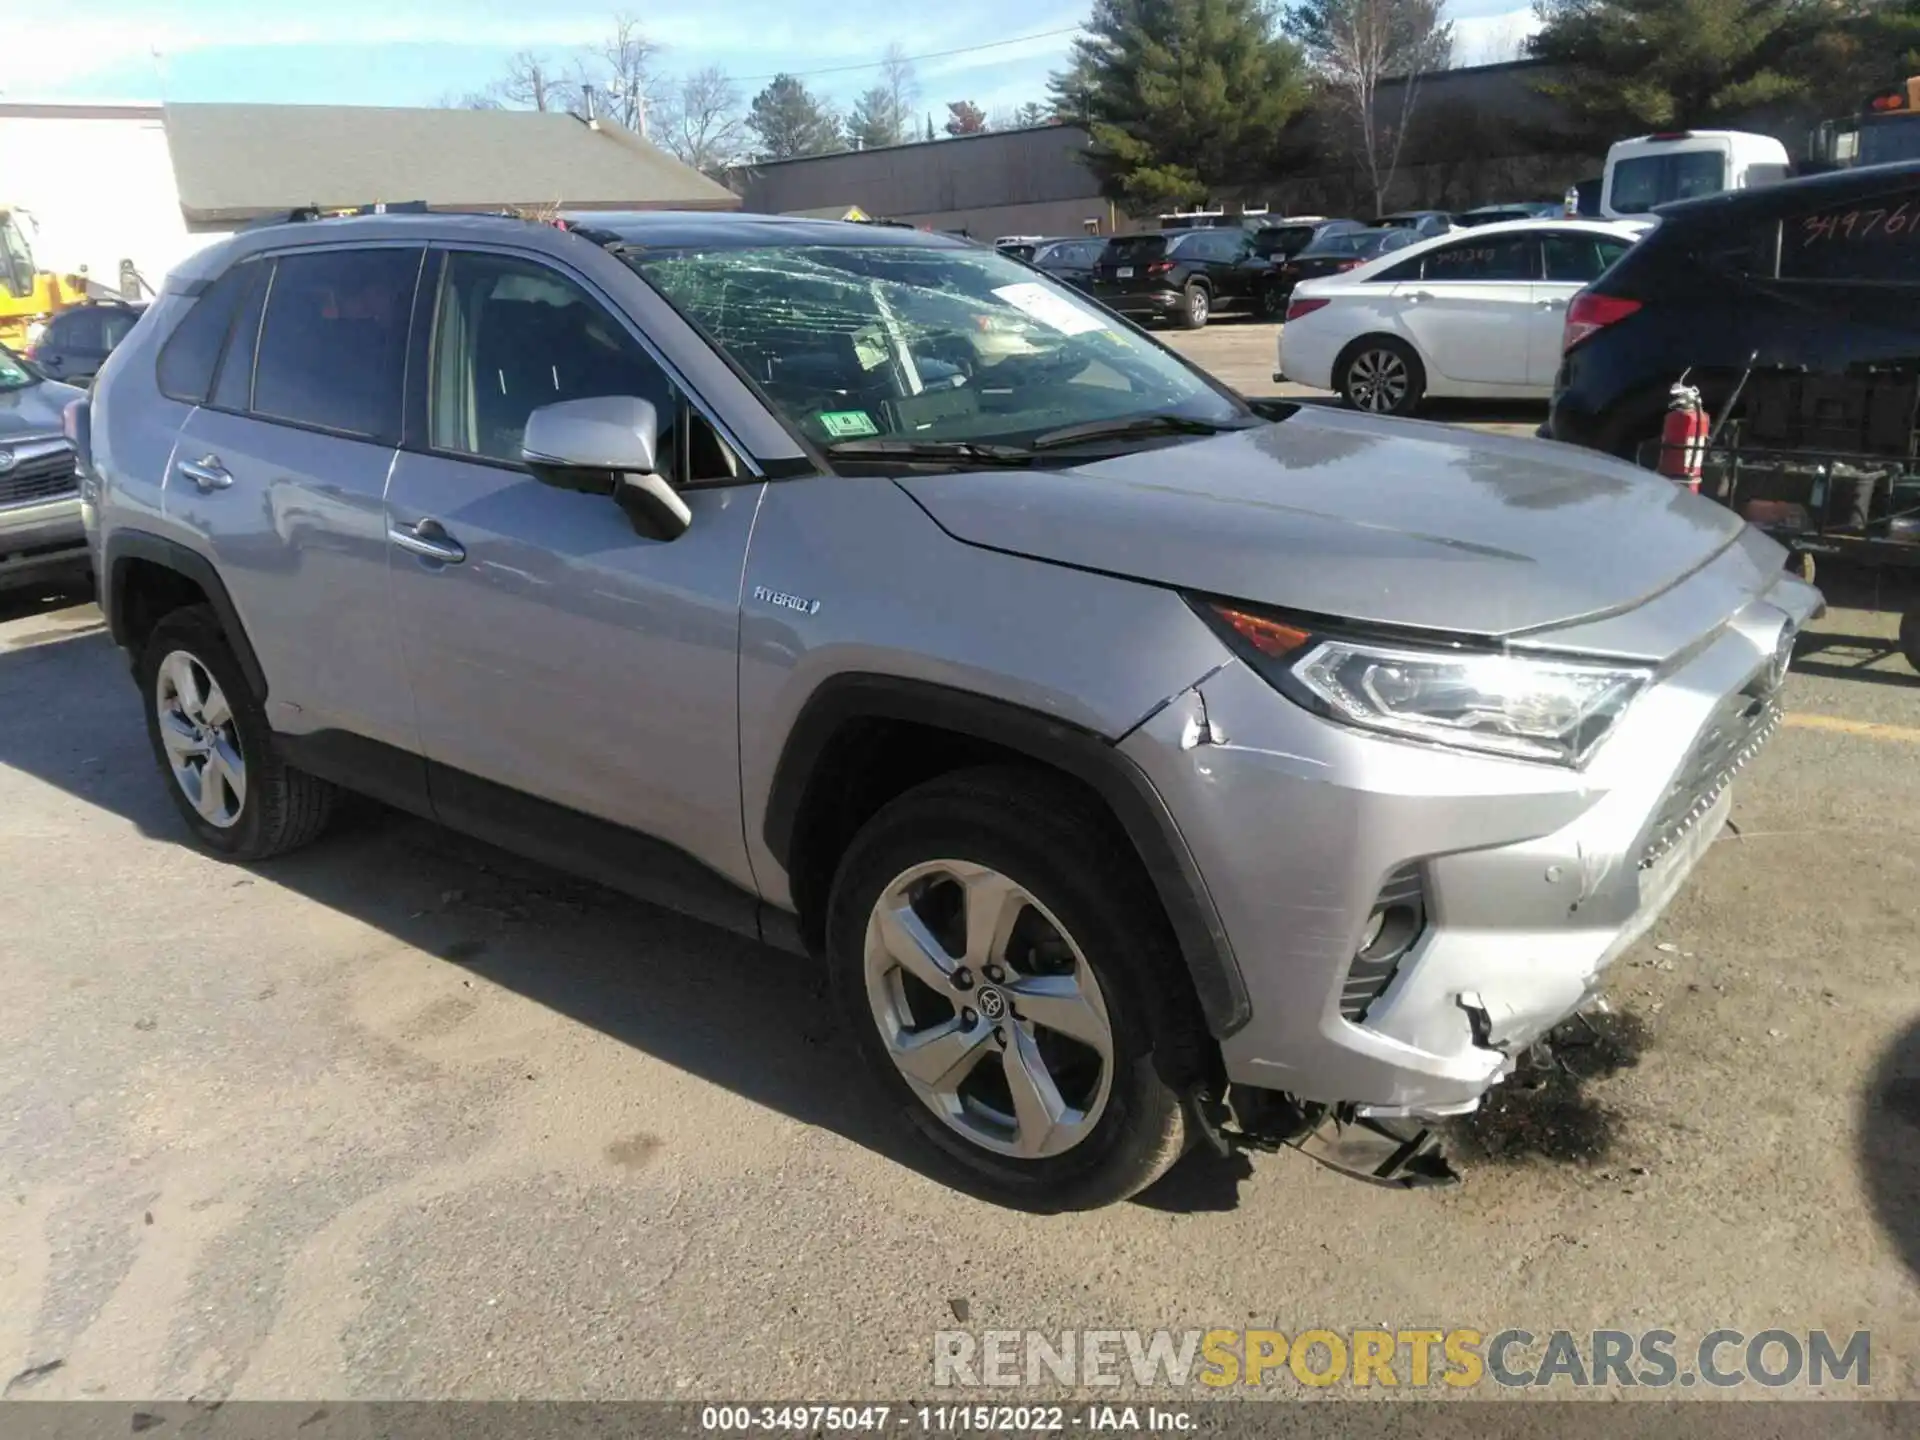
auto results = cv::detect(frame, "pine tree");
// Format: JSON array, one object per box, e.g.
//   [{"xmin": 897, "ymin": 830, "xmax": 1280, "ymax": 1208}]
[
  {"xmin": 1526, "ymin": 0, "xmax": 1813, "ymax": 145},
  {"xmin": 1060, "ymin": 0, "xmax": 1311, "ymax": 208},
  {"xmin": 746, "ymin": 74, "xmax": 845, "ymax": 159}
]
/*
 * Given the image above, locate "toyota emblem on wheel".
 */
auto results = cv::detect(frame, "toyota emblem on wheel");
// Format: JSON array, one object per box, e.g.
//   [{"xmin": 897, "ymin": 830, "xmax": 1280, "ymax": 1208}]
[{"xmin": 976, "ymin": 986, "xmax": 1007, "ymax": 1021}]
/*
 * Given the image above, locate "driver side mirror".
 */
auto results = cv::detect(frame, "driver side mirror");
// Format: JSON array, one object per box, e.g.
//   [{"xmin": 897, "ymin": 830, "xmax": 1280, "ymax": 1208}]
[{"xmin": 521, "ymin": 395, "xmax": 691, "ymax": 541}]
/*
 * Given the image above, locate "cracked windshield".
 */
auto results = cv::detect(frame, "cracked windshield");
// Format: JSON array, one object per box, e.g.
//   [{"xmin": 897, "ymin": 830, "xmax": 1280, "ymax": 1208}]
[{"xmin": 632, "ymin": 245, "xmax": 1245, "ymax": 449}]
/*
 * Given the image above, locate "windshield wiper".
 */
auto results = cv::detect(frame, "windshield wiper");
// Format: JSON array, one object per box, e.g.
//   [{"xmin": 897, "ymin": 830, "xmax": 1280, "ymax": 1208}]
[
  {"xmin": 1027, "ymin": 414, "xmax": 1258, "ymax": 451},
  {"xmin": 823, "ymin": 437, "xmax": 1037, "ymax": 466}
]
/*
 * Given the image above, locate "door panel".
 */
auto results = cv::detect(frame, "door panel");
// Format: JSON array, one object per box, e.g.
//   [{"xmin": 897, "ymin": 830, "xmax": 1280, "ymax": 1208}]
[
  {"xmin": 1392, "ymin": 235, "xmax": 1542, "ymax": 387},
  {"xmin": 387, "ymin": 245, "xmax": 762, "ymax": 893},
  {"xmin": 1526, "ymin": 283, "xmax": 1579, "ymax": 386},
  {"xmin": 1391, "ymin": 281, "xmax": 1533, "ymax": 385},
  {"xmin": 385, "ymin": 453, "xmax": 764, "ymax": 891},
  {"xmin": 165, "ymin": 406, "xmax": 415, "ymax": 749}
]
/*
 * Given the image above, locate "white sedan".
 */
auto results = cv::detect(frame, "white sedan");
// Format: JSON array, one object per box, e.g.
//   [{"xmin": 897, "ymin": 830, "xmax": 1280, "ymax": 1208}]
[{"xmin": 1273, "ymin": 219, "xmax": 1650, "ymax": 416}]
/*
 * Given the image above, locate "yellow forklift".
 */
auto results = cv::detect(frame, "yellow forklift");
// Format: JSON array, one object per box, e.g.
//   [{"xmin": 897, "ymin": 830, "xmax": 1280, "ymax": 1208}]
[{"xmin": 0, "ymin": 206, "xmax": 93, "ymax": 353}]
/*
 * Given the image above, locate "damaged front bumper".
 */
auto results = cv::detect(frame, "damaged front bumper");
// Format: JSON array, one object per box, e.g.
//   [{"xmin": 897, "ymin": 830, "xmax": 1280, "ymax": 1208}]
[{"xmin": 1119, "ymin": 576, "xmax": 1816, "ymax": 1122}]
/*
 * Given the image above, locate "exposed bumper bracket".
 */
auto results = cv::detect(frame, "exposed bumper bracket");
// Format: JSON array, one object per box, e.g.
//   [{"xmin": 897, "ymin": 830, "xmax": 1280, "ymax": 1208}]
[{"xmin": 1219, "ymin": 1089, "xmax": 1461, "ymax": 1189}]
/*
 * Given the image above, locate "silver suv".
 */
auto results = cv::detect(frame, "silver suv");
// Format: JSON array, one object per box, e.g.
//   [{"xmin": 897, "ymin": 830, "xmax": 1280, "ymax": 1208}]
[
  {"xmin": 81, "ymin": 211, "xmax": 1818, "ymax": 1207},
  {"xmin": 1, "ymin": 343, "xmax": 87, "ymax": 594}
]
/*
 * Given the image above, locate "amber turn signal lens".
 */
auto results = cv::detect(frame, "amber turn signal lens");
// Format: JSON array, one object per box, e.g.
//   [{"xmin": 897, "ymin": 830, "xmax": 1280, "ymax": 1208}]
[{"xmin": 1211, "ymin": 604, "xmax": 1311, "ymax": 659}]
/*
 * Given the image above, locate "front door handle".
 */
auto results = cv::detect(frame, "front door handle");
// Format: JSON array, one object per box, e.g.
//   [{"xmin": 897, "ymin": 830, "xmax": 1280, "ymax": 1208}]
[
  {"xmin": 389, "ymin": 517, "xmax": 466, "ymax": 565},
  {"xmin": 177, "ymin": 455, "xmax": 232, "ymax": 491}
]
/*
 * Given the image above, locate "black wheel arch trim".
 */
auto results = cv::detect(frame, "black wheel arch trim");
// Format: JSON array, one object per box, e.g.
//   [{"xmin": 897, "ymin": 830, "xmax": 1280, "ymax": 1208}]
[
  {"xmin": 103, "ymin": 529, "xmax": 268, "ymax": 702},
  {"xmin": 763, "ymin": 673, "xmax": 1251, "ymax": 1038}
]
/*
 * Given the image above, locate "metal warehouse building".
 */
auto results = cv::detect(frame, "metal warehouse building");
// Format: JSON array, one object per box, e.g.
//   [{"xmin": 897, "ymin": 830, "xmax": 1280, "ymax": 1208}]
[{"xmin": 734, "ymin": 125, "xmax": 1126, "ymax": 239}]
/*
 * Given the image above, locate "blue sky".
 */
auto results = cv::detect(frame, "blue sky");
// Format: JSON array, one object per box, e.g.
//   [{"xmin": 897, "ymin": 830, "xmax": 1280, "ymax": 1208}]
[{"xmin": 3, "ymin": 0, "xmax": 1538, "ymax": 121}]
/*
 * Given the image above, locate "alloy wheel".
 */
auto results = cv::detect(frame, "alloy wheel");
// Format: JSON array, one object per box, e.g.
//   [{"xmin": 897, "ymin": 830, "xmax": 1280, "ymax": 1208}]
[
  {"xmin": 1348, "ymin": 349, "xmax": 1409, "ymax": 412},
  {"xmin": 155, "ymin": 650, "xmax": 247, "ymax": 829},
  {"xmin": 1189, "ymin": 289, "xmax": 1209, "ymax": 324},
  {"xmin": 863, "ymin": 860, "xmax": 1114, "ymax": 1159}
]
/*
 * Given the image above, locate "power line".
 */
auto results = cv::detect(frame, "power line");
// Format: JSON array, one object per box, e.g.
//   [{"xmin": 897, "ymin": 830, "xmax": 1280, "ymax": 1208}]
[{"xmin": 733, "ymin": 27, "xmax": 1082, "ymax": 85}]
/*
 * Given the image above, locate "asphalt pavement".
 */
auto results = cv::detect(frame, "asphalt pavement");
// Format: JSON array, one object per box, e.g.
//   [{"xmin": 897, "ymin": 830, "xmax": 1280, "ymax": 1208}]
[{"xmin": 1, "ymin": 358, "xmax": 1916, "ymax": 1403}]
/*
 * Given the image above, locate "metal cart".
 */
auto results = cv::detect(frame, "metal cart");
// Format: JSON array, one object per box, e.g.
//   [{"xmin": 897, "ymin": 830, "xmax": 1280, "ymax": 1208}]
[{"xmin": 1660, "ymin": 369, "xmax": 1920, "ymax": 676}]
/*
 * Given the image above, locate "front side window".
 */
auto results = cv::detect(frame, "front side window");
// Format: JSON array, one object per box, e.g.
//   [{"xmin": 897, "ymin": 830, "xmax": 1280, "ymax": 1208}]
[
  {"xmin": 101, "ymin": 309, "xmax": 141, "ymax": 349},
  {"xmin": 1542, "ymin": 233, "xmax": 1632, "ymax": 282},
  {"xmin": 630, "ymin": 243, "xmax": 1246, "ymax": 450},
  {"xmin": 428, "ymin": 250, "xmax": 683, "ymax": 470},
  {"xmin": 251, "ymin": 247, "xmax": 421, "ymax": 441},
  {"xmin": 1422, "ymin": 236, "xmax": 1540, "ymax": 281},
  {"xmin": 1610, "ymin": 151, "xmax": 1726, "ymax": 214}
]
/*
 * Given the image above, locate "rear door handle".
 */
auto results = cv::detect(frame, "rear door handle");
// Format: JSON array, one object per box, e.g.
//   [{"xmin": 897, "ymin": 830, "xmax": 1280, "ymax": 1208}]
[
  {"xmin": 1536, "ymin": 297, "xmax": 1568, "ymax": 310},
  {"xmin": 177, "ymin": 455, "xmax": 232, "ymax": 491},
  {"xmin": 389, "ymin": 517, "xmax": 466, "ymax": 565}
]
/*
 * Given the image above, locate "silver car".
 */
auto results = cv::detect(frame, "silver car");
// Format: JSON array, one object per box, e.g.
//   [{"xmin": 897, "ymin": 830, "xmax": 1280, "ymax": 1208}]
[
  {"xmin": 80, "ymin": 211, "xmax": 1818, "ymax": 1208},
  {"xmin": 1, "ymin": 343, "xmax": 88, "ymax": 594}
]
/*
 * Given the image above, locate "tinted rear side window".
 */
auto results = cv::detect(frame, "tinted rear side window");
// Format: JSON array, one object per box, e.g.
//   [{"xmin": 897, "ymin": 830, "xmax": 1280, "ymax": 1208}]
[
  {"xmin": 1423, "ymin": 235, "xmax": 1540, "ymax": 281},
  {"xmin": 156, "ymin": 263, "xmax": 256, "ymax": 403},
  {"xmin": 1611, "ymin": 151, "xmax": 1726, "ymax": 214},
  {"xmin": 1543, "ymin": 233, "xmax": 1632, "ymax": 282},
  {"xmin": 1106, "ymin": 235, "xmax": 1168, "ymax": 264},
  {"xmin": 210, "ymin": 265, "xmax": 268, "ymax": 412},
  {"xmin": 1779, "ymin": 185, "xmax": 1920, "ymax": 283},
  {"xmin": 251, "ymin": 247, "xmax": 422, "ymax": 441},
  {"xmin": 52, "ymin": 310, "xmax": 105, "ymax": 350}
]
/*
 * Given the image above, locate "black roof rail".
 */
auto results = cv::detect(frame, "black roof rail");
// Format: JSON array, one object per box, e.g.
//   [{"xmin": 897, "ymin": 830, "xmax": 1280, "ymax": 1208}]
[{"xmin": 240, "ymin": 200, "xmax": 433, "ymax": 230}]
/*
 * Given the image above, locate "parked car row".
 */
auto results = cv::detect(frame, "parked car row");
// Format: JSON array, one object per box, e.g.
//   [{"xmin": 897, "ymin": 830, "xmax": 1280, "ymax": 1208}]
[{"xmin": 998, "ymin": 201, "xmax": 1576, "ymax": 328}]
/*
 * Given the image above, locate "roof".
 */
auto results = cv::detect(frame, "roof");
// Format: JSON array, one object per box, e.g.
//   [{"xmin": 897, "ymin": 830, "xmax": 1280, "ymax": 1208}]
[
  {"xmin": 1654, "ymin": 159, "xmax": 1920, "ymax": 222},
  {"xmin": 781, "ymin": 205, "xmax": 871, "ymax": 221},
  {"xmin": 560, "ymin": 210, "xmax": 965, "ymax": 250},
  {"xmin": 161, "ymin": 103, "xmax": 739, "ymax": 225}
]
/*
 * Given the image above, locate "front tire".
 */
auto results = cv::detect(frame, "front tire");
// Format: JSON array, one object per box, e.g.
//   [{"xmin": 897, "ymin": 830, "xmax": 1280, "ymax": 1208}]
[
  {"xmin": 826, "ymin": 768, "xmax": 1194, "ymax": 1210},
  {"xmin": 138, "ymin": 605, "xmax": 336, "ymax": 860},
  {"xmin": 1336, "ymin": 336, "xmax": 1425, "ymax": 416},
  {"xmin": 1900, "ymin": 607, "xmax": 1920, "ymax": 677}
]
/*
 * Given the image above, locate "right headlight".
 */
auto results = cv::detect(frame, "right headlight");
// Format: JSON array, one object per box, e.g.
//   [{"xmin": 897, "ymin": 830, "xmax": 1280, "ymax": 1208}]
[{"xmin": 1197, "ymin": 600, "xmax": 1651, "ymax": 767}]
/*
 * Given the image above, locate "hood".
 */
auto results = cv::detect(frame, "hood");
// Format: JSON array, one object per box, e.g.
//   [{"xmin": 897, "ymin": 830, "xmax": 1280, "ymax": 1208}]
[
  {"xmin": 0, "ymin": 377, "xmax": 83, "ymax": 444},
  {"xmin": 895, "ymin": 405, "xmax": 1747, "ymax": 639}
]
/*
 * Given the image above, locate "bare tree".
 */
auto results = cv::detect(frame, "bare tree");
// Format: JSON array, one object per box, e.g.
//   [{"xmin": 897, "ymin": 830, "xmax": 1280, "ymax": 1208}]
[
  {"xmin": 590, "ymin": 11, "xmax": 661, "ymax": 130},
  {"xmin": 496, "ymin": 50, "xmax": 572, "ymax": 112},
  {"xmin": 879, "ymin": 42, "xmax": 919, "ymax": 135},
  {"xmin": 658, "ymin": 67, "xmax": 749, "ymax": 173},
  {"xmin": 1285, "ymin": 0, "xmax": 1454, "ymax": 214}
]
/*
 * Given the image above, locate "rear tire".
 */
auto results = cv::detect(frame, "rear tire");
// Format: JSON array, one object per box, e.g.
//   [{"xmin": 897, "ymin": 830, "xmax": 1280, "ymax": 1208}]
[
  {"xmin": 826, "ymin": 767, "xmax": 1195, "ymax": 1210},
  {"xmin": 1178, "ymin": 283, "xmax": 1210, "ymax": 329},
  {"xmin": 1900, "ymin": 607, "xmax": 1920, "ymax": 677},
  {"xmin": 1336, "ymin": 336, "xmax": 1425, "ymax": 416},
  {"xmin": 138, "ymin": 605, "xmax": 337, "ymax": 861}
]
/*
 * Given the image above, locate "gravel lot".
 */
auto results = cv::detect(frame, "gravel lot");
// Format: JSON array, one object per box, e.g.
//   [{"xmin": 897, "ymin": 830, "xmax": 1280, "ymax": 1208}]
[{"xmin": 2, "ymin": 343, "xmax": 1917, "ymax": 1403}]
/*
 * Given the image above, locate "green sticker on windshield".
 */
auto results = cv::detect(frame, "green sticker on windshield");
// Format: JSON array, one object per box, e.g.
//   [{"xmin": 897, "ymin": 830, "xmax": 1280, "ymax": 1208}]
[{"xmin": 818, "ymin": 410, "xmax": 879, "ymax": 438}]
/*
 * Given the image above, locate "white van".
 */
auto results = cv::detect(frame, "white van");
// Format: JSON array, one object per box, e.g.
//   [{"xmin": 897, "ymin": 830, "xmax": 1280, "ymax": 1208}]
[{"xmin": 1601, "ymin": 131, "xmax": 1792, "ymax": 218}]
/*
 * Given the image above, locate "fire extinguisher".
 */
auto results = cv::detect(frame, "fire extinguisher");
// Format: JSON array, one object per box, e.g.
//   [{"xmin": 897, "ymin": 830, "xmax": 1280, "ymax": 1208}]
[{"xmin": 1658, "ymin": 381, "xmax": 1710, "ymax": 490}]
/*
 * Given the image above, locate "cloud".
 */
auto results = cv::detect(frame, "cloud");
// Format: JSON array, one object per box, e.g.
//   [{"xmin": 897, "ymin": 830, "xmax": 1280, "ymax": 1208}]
[{"xmin": 1450, "ymin": 5, "xmax": 1541, "ymax": 66}]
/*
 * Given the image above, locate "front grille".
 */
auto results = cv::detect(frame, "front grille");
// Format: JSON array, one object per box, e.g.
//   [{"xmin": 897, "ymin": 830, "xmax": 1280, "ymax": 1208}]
[
  {"xmin": 1340, "ymin": 862, "xmax": 1425, "ymax": 1023},
  {"xmin": 1638, "ymin": 680, "xmax": 1782, "ymax": 870},
  {"xmin": 0, "ymin": 444, "xmax": 78, "ymax": 508}
]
